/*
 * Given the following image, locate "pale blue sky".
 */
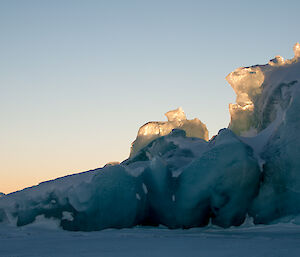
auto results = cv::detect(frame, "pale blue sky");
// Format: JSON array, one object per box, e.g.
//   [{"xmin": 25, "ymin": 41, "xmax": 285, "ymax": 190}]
[{"xmin": 1, "ymin": 0, "xmax": 299, "ymax": 193}]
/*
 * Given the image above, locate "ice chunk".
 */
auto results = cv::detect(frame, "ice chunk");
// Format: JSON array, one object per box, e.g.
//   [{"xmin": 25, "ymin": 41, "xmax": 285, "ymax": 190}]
[
  {"xmin": 227, "ymin": 43, "xmax": 300, "ymax": 136},
  {"xmin": 141, "ymin": 157, "xmax": 176, "ymax": 227},
  {"xmin": 226, "ymin": 67, "xmax": 264, "ymax": 135},
  {"xmin": 62, "ymin": 165, "xmax": 147, "ymax": 231},
  {"xmin": 165, "ymin": 107, "xmax": 186, "ymax": 122},
  {"xmin": 124, "ymin": 129, "xmax": 208, "ymax": 177},
  {"xmin": 293, "ymin": 42, "xmax": 300, "ymax": 58},
  {"xmin": 226, "ymin": 43, "xmax": 300, "ymax": 224},
  {"xmin": 123, "ymin": 129, "xmax": 207, "ymax": 227},
  {"xmin": 250, "ymin": 85, "xmax": 300, "ymax": 224},
  {"xmin": 0, "ymin": 165, "xmax": 147, "ymax": 231},
  {"xmin": 176, "ymin": 129, "xmax": 260, "ymax": 228},
  {"xmin": 130, "ymin": 108, "xmax": 208, "ymax": 157}
]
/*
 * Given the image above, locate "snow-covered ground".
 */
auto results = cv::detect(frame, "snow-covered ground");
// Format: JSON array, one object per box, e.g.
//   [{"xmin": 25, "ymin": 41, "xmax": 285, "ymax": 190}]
[{"xmin": 0, "ymin": 222, "xmax": 300, "ymax": 257}]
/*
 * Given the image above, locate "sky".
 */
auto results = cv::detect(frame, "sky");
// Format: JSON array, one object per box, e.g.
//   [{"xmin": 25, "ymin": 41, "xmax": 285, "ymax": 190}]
[{"xmin": 1, "ymin": 0, "xmax": 299, "ymax": 194}]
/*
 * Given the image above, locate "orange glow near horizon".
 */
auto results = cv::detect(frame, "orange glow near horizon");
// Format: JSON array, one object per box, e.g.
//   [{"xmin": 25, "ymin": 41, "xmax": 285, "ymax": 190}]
[
  {"xmin": 0, "ymin": 145, "xmax": 129, "ymax": 194},
  {"xmin": 1, "ymin": 162, "xmax": 111, "ymax": 194},
  {"xmin": 0, "ymin": 164, "xmax": 96, "ymax": 194}
]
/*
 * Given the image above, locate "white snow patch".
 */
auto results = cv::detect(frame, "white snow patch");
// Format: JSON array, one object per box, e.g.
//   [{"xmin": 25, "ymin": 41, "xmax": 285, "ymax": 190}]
[
  {"xmin": 142, "ymin": 183, "xmax": 148, "ymax": 194},
  {"xmin": 62, "ymin": 211, "xmax": 74, "ymax": 222},
  {"xmin": 136, "ymin": 193, "xmax": 141, "ymax": 200},
  {"xmin": 24, "ymin": 215, "xmax": 60, "ymax": 230}
]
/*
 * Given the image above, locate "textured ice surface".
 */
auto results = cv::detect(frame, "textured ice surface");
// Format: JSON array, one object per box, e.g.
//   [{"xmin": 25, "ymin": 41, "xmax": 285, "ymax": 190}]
[
  {"xmin": 227, "ymin": 43, "xmax": 300, "ymax": 224},
  {"xmin": 124, "ymin": 129, "xmax": 209, "ymax": 228},
  {"xmin": 176, "ymin": 129, "xmax": 260, "ymax": 228},
  {"xmin": 250, "ymin": 85, "xmax": 300, "ymax": 223},
  {"xmin": 228, "ymin": 42, "xmax": 300, "ymax": 136},
  {"xmin": 0, "ymin": 166, "xmax": 146, "ymax": 231},
  {"xmin": 1, "ymin": 43, "xmax": 300, "ymax": 231}
]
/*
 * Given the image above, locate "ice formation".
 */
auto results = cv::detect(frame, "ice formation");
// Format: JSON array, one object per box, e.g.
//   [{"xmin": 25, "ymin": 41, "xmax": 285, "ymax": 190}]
[
  {"xmin": 294, "ymin": 42, "xmax": 300, "ymax": 58},
  {"xmin": 227, "ymin": 43, "xmax": 300, "ymax": 223},
  {"xmin": 0, "ymin": 43, "xmax": 300, "ymax": 230},
  {"xmin": 227, "ymin": 43, "xmax": 300, "ymax": 136},
  {"xmin": 130, "ymin": 107, "xmax": 208, "ymax": 157},
  {"xmin": 176, "ymin": 129, "xmax": 260, "ymax": 228}
]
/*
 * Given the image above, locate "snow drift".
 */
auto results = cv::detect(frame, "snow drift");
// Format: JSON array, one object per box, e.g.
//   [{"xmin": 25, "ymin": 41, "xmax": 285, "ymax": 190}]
[{"xmin": 1, "ymin": 43, "xmax": 300, "ymax": 231}]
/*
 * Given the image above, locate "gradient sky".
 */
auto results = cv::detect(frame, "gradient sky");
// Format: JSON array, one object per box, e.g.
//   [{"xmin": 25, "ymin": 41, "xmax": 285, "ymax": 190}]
[{"xmin": 1, "ymin": 0, "xmax": 299, "ymax": 194}]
